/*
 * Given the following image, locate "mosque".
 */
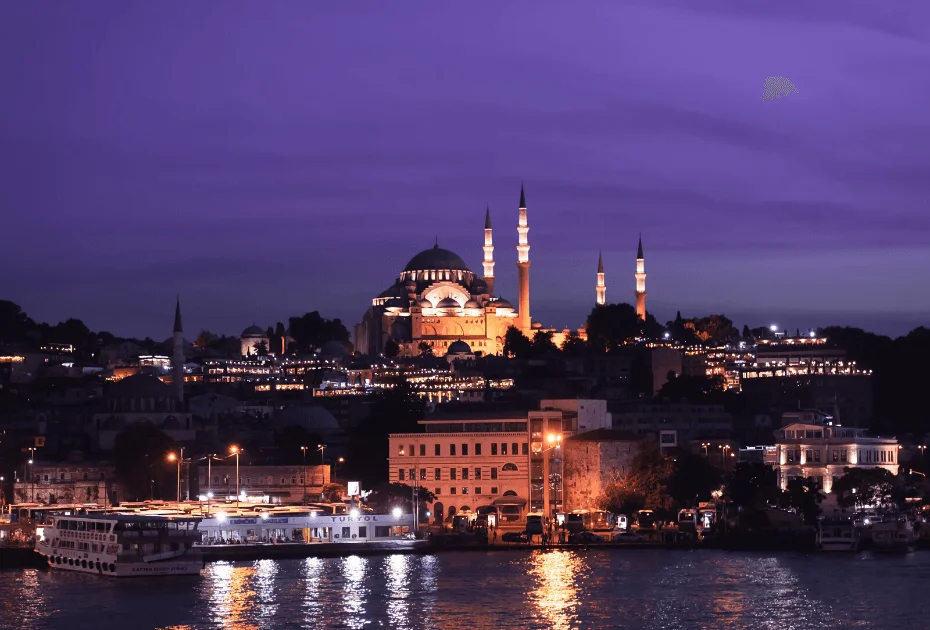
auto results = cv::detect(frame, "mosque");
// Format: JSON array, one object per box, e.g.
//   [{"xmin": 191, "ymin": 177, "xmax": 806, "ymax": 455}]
[{"xmin": 354, "ymin": 185, "xmax": 648, "ymax": 357}]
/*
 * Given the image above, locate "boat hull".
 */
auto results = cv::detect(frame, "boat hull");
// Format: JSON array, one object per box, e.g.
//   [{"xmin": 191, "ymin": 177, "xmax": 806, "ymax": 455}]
[{"xmin": 38, "ymin": 547, "xmax": 203, "ymax": 577}]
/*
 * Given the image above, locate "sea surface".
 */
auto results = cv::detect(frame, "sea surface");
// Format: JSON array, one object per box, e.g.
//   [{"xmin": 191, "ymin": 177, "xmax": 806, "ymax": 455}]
[{"xmin": 2, "ymin": 549, "xmax": 929, "ymax": 629}]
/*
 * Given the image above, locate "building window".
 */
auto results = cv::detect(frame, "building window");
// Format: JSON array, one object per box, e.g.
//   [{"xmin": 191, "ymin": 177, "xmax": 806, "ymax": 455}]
[
  {"xmin": 420, "ymin": 468, "xmax": 427, "ymax": 480},
  {"xmin": 511, "ymin": 443, "xmax": 518, "ymax": 455},
  {"xmin": 434, "ymin": 444, "xmax": 440, "ymax": 456},
  {"xmin": 501, "ymin": 443, "xmax": 508, "ymax": 455},
  {"xmin": 475, "ymin": 468, "xmax": 481, "ymax": 479},
  {"xmin": 398, "ymin": 445, "xmax": 406, "ymax": 456},
  {"xmin": 420, "ymin": 444, "xmax": 426, "ymax": 457},
  {"xmin": 435, "ymin": 488, "xmax": 441, "ymax": 495},
  {"xmin": 462, "ymin": 444, "xmax": 469, "ymax": 456},
  {"xmin": 462, "ymin": 487, "xmax": 469, "ymax": 495},
  {"xmin": 522, "ymin": 443, "xmax": 528, "ymax": 455},
  {"xmin": 450, "ymin": 468, "xmax": 457, "ymax": 480},
  {"xmin": 491, "ymin": 444, "xmax": 498, "ymax": 456},
  {"xmin": 832, "ymin": 450, "xmax": 838, "ymax": 463},
  {"xmin": 787, "ymin": 450, "xmax": 794, "ymax": 463},
  {"xmin": 410, "ymin": 468, "xmax": 416, "ymax": 480},
  {"xmin": 399, "ymin": 469, "xmax": 405, "ymax": 481},
  {"xmin": 891, "ymin": 450, "xmax": 895, "ymax": 463},
  {"xmin": 450, "ymin": 487, "xmax": 456, "ymax": 495},
  {"xmin": 475, "ymin": 487, "xmax": 482, "ymax": 495},
  {"xmin": 491, "ymin": 467, "xmax": 498, "ymax": 480},
  {"xmin": 813, "ymin": 451, "xmax": 821, "ymax": 463},
  {"xmin": 291, "ymin": 477, "xmax": 297, "ymax": 484},
  {"xmin": 475, "ymin": 443, "xmax": 482, "ymax": 456},
  {"xmin": 435, "ymin": 468, "xmax": 441, "ymax": 480},
  {"xmin": 502, "ymin": 463, "xmax": 518, "ymax": 472},
  {"xmin": 491, "ymin": 487, "xmax": 498, "ymax": 495},
  {"xmin": 841, "ymin": 450, "xmax": 847, "ymax": 463},
  {"xmin": 450, "ymin": 444, "xmax": 457, "ymax": 456},
  {"xmin": 300, "ymin": 477, "xmax": 304, "ymax": 485}
]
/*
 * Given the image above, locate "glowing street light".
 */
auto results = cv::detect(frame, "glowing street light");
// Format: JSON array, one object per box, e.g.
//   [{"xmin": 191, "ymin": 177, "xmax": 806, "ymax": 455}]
[
  {"xmin": 230, "ymin": 445, "xmax": 242, "ymax": 508},
  {"xmin": 392, "ymin": 507, "xmax": 402, "ymax": 519}
]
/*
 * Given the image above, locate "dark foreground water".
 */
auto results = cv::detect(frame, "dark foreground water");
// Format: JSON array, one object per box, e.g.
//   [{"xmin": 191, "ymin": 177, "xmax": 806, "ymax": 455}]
[{"xmin": 2, "ymin": 549, "xmax": 929, "ymax": 629}]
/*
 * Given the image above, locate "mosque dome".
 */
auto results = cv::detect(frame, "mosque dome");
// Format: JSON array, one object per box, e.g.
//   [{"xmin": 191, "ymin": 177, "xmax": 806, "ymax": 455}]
[
  {"xmin": 436, "ymin": 297, "xmax": 461, "ymax": 309},
  {"xmin": 490, "ymin": 298, "xmax": 514, "ymax": 310},
  {"xmin": 274, "ymin": 404, "xmax": 341, "ymax": 433},
  {"xmin": 464, "ymin": 299, "xmax": 481, "ymax": 308},
  {"xmin": 447, "ymin": 340, "xmax": 472, "ymax": 355},
  {"xmin": 242, "ymin": 325, "xmax": 265, "ymax": 337},
  {"xmin": 416, "ymin": 299, "xmax": 433, "ymax": 308},
  {"xmin": 403, "ymin": 244, "xmax": 471, "ymax": 273}
]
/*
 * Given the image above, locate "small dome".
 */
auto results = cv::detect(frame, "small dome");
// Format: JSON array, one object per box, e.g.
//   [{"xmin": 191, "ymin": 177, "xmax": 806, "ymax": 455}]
[
  {"xmin": 464, "ymin": 299, "xmax": 480, "ymax": 308},
  {"xmin": 490, "ymin": 298, "xmax": 514, "ymax": 310},
  {"xmin": 436, "ymin": 297, "xmax": 461, "ymax": 309},
  {"xmin": 403, "ymin": 245, "xmax": 471, "ymax": 273},
  {"xmin": 383, "ymin": 297, "xmax": 406, "ymax": 309},
  {"xmin": 447, "ymin": 340, "xmax": 472, "ymax": 354},
  {"xmin": 242, "ymin": 325, "xmax": 265, "ymax": 337},
  {"xmin": 416, "ymin": 299, "xmax": 432, "ymax": 308},
  {"xmin": 274, "ymin": 404, "xmax": 341, "ymax": 432},
  {"xmin": 471, "ymin": 278, "xmax": 489, "ymax": 294},
  {"xmin": 107, "ymin": 373, "xmax": 172, "ymax": 399}
]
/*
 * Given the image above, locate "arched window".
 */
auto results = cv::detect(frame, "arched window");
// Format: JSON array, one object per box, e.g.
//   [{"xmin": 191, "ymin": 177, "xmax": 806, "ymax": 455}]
[
  {"xmin": 502, "ymin": 490, "xmax": 518, "ymax": 496},
  {"xmin": 502, "ymin": 463, "xmax": 518, "ymax": 472},
  {"xmin": 459, "ymin": 505, "xmax": 471, "ymax": 512}
]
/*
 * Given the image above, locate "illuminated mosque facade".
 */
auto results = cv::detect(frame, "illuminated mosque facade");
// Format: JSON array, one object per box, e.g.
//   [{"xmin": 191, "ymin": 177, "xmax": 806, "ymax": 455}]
[{"xmin": 354, "ymin": 185, "xmax": 647, "ymax": 357}]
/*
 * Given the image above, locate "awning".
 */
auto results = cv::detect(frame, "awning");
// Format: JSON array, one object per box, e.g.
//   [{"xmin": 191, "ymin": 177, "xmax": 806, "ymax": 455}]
[{"xmin": 493, "ymin": 497, "xmax": 528, "ymax": 507}]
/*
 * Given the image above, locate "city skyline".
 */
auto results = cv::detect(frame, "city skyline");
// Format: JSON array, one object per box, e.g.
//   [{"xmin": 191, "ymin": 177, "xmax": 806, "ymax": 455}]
[{"xmin": 2, "ymin": 1, "xmax": 928, "ymax": 338}]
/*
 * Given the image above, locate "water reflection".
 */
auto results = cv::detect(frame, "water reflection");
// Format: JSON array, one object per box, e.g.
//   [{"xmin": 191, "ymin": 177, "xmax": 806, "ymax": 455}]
[
  {"xmin": 529, "ymin": 551, "xmax": 583, "ymax": 629},
  {"xmin": 383, "ymin": 554, "xmax": 411, "ymax": 628},
  {"xmin": 300, "ymin": 557, "xmax": 324, "ymax": 624},
  {"xmin": 205, "ymin": 561, "xmax": 258, "ymax": 629},
  {"xmin": 253, "ymin": 559, "xmax": 278, "ymax": 626},
  {"xmin": 341, "ymin": 555, "xmax": 370, "ymax": 629},
  {"xmin": 418, "ymin": 553, "xmax": 440, "ymax": 627}
]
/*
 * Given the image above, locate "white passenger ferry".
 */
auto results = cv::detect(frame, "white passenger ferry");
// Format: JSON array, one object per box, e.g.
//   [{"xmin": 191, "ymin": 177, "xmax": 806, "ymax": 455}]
[{"xmin": 35, "ymin": 513, "xmax": 204, "ymax": 577}]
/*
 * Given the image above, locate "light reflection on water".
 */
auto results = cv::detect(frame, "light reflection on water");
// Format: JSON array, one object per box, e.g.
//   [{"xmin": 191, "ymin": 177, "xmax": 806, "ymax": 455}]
[{"xmin": 4, "ymin": 550, "xmax": 930, "ymax": 629}]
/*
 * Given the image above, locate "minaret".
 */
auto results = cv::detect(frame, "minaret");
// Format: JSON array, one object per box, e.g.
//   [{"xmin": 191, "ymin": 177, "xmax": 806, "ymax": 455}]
[
  {"xmin": 516, "ymin": 183, "xmax": 531, "ymax": 333},
  {"xmin": 483, "ymin": 204, "xmax": 495, "ymax": 295},
  {"xmin": 172, "ymin": 296, "xmax": 184, "ymax": 403},
  {"xmin": 635, "ymin": 234, "xmax": 647, "ymax": 320},
  {"xmin": 596, "ymin": 251, "xmax": 606, "ymax": 305}
]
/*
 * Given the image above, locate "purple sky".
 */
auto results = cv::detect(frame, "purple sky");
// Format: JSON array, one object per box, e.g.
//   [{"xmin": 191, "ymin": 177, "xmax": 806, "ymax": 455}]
[{"xmin": 2, "ymin": 1, "xmax": 929, "ymax": 340}]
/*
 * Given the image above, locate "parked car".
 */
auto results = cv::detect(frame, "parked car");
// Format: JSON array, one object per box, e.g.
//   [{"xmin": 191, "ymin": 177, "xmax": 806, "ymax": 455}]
[
  {"xmin": 567, "ymin": 531, "xmax": 603, "ymax": 544},
  {"xmin": 502, "ymin": 531, "xmax": 529, "ymax": 543},
  {"xmin": 612, "ymin": 531, "xmax": 646, "ymax": 543}
]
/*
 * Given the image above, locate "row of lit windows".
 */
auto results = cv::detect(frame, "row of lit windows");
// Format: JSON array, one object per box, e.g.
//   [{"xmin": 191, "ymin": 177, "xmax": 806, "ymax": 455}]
[
  {"xmin": 433, "ymin": 486, "xmax": 500, "ymax": 496},
  {"xmin": 784, "ymin": 448, "xmax": 895, "ymax": 464},
  {"xmin": 398, "ymin": 443, "xmax": 529, "ymax": 457},
  {"xmin": 209, "ymin": 475, "xmax": 322, "ymax": 486},
  {"xmin": 397, "ymin": 464, "xmax": 518, "ymax": 482}
]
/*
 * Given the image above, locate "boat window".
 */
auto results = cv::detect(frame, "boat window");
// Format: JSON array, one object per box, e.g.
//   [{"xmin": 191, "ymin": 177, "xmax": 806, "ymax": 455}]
[
  {"xmin": 77, "ymin": 521, "xmax": 87, "ymax": 531},
  {"xmin": 359, "ymin": 526, "xmax": 367, "ymax": 538}
]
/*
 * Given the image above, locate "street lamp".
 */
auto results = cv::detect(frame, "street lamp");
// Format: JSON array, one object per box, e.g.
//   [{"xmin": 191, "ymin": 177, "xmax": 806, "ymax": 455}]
[
  {"xmin": 334, "ymin": 457, "xmax": 345, "ymax": 482},
  {"xmin": 230, "ymin": 446, "xmax": 242, "ymax": 508},
  {"xmin": 317, "ymin": 444, "xmax": 326, "ymax": 465},
  {"xmin": 543, "ymin": 433, "xmax": 562, "ymax": 520},
  {"xmin": 167, "ymin": 446, "xmax": 186, "ymax": 503},
  {"xmin": 300, "ymin": 446, "xmax": 308, "ymax": 502},
  {"xmin": 701, "ymin": 442, "xmax": 710, "ymax": 457}
]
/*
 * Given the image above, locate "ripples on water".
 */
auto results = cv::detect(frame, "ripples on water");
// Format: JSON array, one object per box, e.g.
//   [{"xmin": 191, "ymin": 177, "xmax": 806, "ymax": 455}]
[{"xmin": 2, "ymin": 550, "xmax": 929, "ymax": 629}]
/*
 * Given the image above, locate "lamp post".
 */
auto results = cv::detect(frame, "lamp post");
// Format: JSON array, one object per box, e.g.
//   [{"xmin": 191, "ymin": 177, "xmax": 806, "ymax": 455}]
[
  {"xmin": 167, "ymin": 446, "xmax": 186, "ymax": 504},
  {"xmin": 230, "ymin": 446, "xmax": 241, "ymax": 508},
  {"xmin": 300, "ymin": 446, "xmax": 308, "ymax": 502},
  {"xmin": 334, "ymin": 457, "xmax": 344, "ymax": 483},
  {"xmin": 542, "ymin": 433, "xmax": 562, "ymax": 522},
  {"xmin": 317, "ymin": 444, "xmax": 326, "ymax": 466},
  {"xmin": 28, "ymin": 459, "xmax": 34, "ymax": 503}
]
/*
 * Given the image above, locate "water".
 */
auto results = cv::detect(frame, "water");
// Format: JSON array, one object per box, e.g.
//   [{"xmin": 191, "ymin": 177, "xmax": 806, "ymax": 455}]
[{"xmin": 2, "ymin": 550, "xmax": 928, "ymax": 629}]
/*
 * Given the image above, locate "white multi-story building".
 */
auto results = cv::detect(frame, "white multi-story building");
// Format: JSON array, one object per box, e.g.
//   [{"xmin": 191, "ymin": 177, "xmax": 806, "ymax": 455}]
[{"xmin": 765, "ymin": 412, "xmax": 899, "ymax": 493}]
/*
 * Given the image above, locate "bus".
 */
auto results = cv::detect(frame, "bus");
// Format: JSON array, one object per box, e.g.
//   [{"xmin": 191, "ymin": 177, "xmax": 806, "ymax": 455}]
[
  {"xmin": 634, "ymin": 510, "xmax": 656, "ymax": 531},
  {"xmin": 581, "ymin": 510, "xmax": 613, "ymax": 532},
  {"xmin": 678, "ymin": 509, "xmax": 698, "ymax": 533},
  {"xmin": 526, "ymin": 513, "xmax": 544, "ymax": 535}
]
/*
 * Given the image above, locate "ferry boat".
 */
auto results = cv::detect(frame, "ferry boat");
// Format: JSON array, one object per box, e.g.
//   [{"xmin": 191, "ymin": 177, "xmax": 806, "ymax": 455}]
[
  {"xmin": 871, "ymin": 514, "xmax": 917, "ymax": 553},
  {"xmin": 817, "ymin": 517, "xmax": 860, "ymax": 552},
  {"xmin": 35, "ymin": 513, "xmax": 204, "ymax": 577}
]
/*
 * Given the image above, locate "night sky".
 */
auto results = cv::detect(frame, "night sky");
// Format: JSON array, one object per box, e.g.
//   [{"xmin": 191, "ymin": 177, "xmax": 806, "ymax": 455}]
[{"xmin": 2, "ymin": 1, "xmax": 928, "ymax": 340}]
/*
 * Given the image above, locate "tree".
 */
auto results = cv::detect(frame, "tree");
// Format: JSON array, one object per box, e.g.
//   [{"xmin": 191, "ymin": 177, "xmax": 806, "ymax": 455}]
[
  {"xmin": 288, "ymin": 311, "xmax": 351, "ymax": 354},
  {"xmin": 725, "ymin": 463, "xmax": 781, "ymax": 510},
  {"xmin": 365, "ymin": 482, "xmax": 436, "ymax": 513},
  {"xmin": 194, "ymin": 330, "xmax": 218, "ymax": 351},
  {"xmin": 658, "ymin": 374, "xmax": 725, "ymax": 402},
  {"xmin": 112, "ymin": 424, "xmax": 176, "ymax": 501},
  {"xmin": 560, "ymin": 330, "xmax": 587, "ymax": 356},
  {"xmin": 253, "ymin": 339, "xmax": 269, "ymax": 356},
  {"xmin": 274, "ymin": 322, "xmax": 287, "ymax": 355},
  {"xmin": 321, "ymin": 483, "xmax": 346, "ymax": 503},
  {"xmin": 384, "ymin": 338, "xmax": 400, "ymax": 359},
  {"xmin": 530, "ymin": 330, "xmax": 559, "ymax": 356},
  {"xmin": 782, "ymin": 478, "xmax": 824, "ymax": 524},
  {"xmin": 586, "ymin": 303, "xmax": 643, "ymax": 351},
  {"xmin": 503, "ymin": 326, "xmax": 532, "ymax": 358},
  {"xmin": 667, "ymin": 453, "xmax": 723, "ymax": 507},
  {"xmin": 417, "ymin": 341, "xmax": 434, "ymax": 357},
  {"xmin": 741, "ymin": 324, "xmax": 752, "ymax": 340},
  {"xmin": 831, "ymin": 467, "xmax": 900, "ymax": 511},
  {"xmin": 0, "ymin": 300, "xmax": 36, "ymax": 344},
  {"xmin": 596, "ymin": 441, "xmax": 674, "ymax": 514}
]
